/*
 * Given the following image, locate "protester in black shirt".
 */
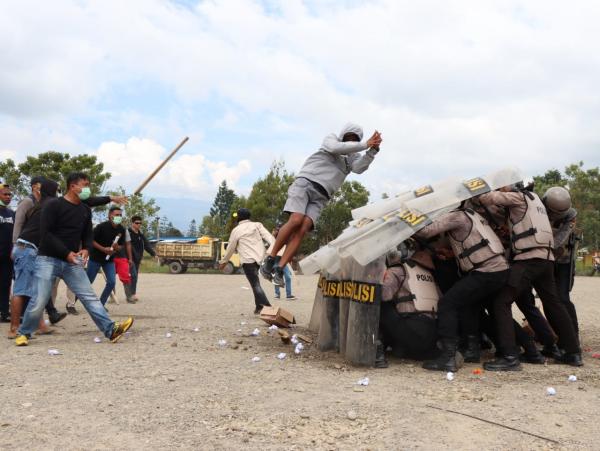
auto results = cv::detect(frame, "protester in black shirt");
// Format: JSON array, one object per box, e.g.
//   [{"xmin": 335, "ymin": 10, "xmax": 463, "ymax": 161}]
[
  {"xmin": 63, "ymin": 193, "xmax": 127, "ymax": 315},
  {"xmin": 128, "ymin": 215, "xmax": 156, "ymax": 302},
  {"xmin": 8, "ymin": 178, "xmax": 59, "ymax": 337},
  {"xmin": 16, "ymin": 172, "xmax": 133, "ymax": 346},
  {"xmin": 0, "ymin": 183, "xmax": 15, "ymax": 322},
  {"xmin": 86, "ymin": 206, "xmax": 126, "ymax": 306}
]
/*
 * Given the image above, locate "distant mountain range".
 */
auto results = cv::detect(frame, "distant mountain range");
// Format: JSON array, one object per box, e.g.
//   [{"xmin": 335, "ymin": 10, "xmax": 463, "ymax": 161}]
[{"xmin": 153, "ymin": 196, "xmax": 212, "ymax": 234}]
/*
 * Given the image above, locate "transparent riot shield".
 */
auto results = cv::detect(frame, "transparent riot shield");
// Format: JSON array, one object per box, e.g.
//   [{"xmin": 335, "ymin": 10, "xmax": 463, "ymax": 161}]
[
  {"xmin": 300, "ymin": 166, "xmax": 524, "ymax": 273},
  {"xmin": 316, "ymin": 269, "xmax": 341, "ymax": 352},
  {"xmin": 308, "ymin": 279, "xmax": 324, "ymax": 333},
  {"xmin": 343, "ymin": 256, "xmax": 386, "ymax": 366}
]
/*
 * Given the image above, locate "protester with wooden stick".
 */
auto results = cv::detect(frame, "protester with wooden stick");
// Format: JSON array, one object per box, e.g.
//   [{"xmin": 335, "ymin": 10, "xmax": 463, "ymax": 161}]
[{"xmin": 15, "ymin": 172, "xmax": 133, "ymax": 346}]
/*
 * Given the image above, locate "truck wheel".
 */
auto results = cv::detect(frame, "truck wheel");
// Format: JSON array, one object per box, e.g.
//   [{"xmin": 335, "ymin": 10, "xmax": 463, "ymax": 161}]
[
  {"xmin": 169, "ymin": 261, "xmax": 184, "ymax": 274},
  {"xmin": 222, "ymin": 262, "xmax": 235, "ymax": 275}
]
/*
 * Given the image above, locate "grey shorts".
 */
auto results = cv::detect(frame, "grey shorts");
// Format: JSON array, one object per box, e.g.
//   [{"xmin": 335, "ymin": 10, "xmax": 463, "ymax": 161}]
[{"xmin": 284, "ymin": 178, "xmax": 329, "ymax": 226}]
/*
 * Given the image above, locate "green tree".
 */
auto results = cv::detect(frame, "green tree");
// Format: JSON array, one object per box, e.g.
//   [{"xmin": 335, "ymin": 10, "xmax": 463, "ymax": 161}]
[
  {"xmin": 534, "ymin": 162, "xmax": 600, "ymax": 250},
  {"xmin": 314, "ymin": 181, "xmax": 370, "ymax": 245},
  {"xmin": 14, "ymin": 151, "xmax": 111, "ymax": 198},
  {"xmin": 564, "ymin": 163, "xmax": 600, "ymax": 250},
  {"xmin": 207, "ymin": 180, "xmax": 237, "ymax": 239},
  {"xmin": 533, "ymin": 168, "xmax": 566, "ymax": 198},
  {"xmin": 107, "ymin": 187, "xmax": 160, "ymax": 236},
  {"xmin": 187, "ymin": 219, "xmax": 198, "ymax": 237},
  {"xmin": 244, "ymin": 160, "xmax": 295, "ymax": 232},
  {"xmin": 0, "ymin": 159, "xmax": 21, "ymax": 194}
]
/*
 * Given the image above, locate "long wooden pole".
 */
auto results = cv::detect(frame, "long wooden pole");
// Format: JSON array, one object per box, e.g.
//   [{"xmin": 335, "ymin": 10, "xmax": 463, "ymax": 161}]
[{"xmin": 133, "ymin": 136, "xmax": 189, "ymax": 195}]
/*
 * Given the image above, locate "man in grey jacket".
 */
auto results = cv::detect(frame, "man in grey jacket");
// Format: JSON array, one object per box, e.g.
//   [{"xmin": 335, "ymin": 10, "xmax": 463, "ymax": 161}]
[{"xmin": 261, "ymin": 123, "xmax": 382, "ymax": 286}]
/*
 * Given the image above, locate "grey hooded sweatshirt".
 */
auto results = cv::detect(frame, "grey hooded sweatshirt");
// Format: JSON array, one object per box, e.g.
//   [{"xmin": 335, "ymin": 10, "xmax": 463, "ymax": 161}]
[{"xmin": 296, "ymin": 123, "xmax": 379, "ymax": 197}]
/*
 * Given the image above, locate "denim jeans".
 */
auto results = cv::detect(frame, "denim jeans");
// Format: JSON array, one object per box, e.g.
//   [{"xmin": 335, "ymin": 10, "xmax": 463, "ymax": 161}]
[
  {"xmin": 274, "ymin": 260, "xmax": 292, "ymax": 297},
  {"xmin": 12, "ymin": 244, "xmax": 38, "ymax": 298},
  {"xmin": 86, "ymin": 259, "xmax": 117, "ymax": 306},
  {"xmin": 19, "ymin": 256, "xmax": 114, "ymax": 337}
]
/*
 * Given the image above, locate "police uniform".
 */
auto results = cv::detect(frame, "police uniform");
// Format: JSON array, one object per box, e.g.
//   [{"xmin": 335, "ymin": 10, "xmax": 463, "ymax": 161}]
[
  {"xmin": 479, "ymin": 190, "xmax": 582, "ymax": 368},
  {"xmin": 415, "ymin": 208, "xmax": 510, "ymax": 371},
  {"xmin": 380, "ymin": 251, "xmax": 440, "ymax": 360},
  {"xmin": 550, "ymin": 207, "xmax": 579, "ymax": 334}
]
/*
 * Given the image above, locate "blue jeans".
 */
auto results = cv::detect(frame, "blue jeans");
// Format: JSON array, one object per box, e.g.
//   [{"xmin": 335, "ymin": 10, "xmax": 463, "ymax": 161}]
[
  {"xmin": 274, "ymin": 260, "xmax": 292, "ymax": 298},
  {"xmin": 86, "ymin": 259, "xmax": 116, "ymax": 306},
  {"xmin": 19, "ymin": 256, "xmax": 114, "ymax": 338},
  {"xmin": 12, "ymin": 244, "xmax": 38, "ymax": 298}
]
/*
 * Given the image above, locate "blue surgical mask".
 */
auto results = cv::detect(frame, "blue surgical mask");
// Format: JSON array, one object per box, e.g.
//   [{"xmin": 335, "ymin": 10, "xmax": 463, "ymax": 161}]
[{"xmin": 78, "ymin": 187, "xmax": 91, "ymax": 201}]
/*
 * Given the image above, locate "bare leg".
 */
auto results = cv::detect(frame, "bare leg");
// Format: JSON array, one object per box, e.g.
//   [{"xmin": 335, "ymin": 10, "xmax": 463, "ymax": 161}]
[
  {"xmin": 9, "ymin": 295, "xmax": 25, "ymax": 336},
  {"xmin": 269, "ymin": 213, "xmax": 304, "ymax": 258},
  {"xmin": 278, "ymin": 216, "xmax": 313, "ymax": 267},
  {"xmin": 37, "ymin": 317, "xmax": 50, "ymax": 333}
]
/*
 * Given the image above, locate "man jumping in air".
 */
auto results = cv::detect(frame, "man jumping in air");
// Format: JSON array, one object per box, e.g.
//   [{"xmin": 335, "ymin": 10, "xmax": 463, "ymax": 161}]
[{"xmin": 261, "ymin": 123, "xmax": 382, "ymax": 286}]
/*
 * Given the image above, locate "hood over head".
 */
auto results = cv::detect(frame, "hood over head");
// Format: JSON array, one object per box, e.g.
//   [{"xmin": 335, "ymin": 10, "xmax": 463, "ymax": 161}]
[
  {"xmin": 41, "ymin": 179, "xmax": 59, "ymax": 199},
  {"xmin": 339, "ymin": 122, "xmax": 363, "ymax": 141}
]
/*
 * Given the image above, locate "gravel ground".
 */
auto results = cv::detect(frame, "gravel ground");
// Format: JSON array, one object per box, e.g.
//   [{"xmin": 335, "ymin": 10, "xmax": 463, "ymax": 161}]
[{"xmin": 2, "ymin": 274, "xmax": 600, "ymax": 450}]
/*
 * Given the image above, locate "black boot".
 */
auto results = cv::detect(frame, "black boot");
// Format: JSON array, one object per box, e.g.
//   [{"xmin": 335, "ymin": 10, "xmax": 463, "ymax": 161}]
[
  {"xmin": 520, "ymin": 338, "xmax": 545, "ymax": 364},
  {"xmin": 423, "ymin": 338, "xmax": 462, "ymax": 372},
  {"xmin": 374, "ymin": 340, "xmax": 388, "ymax": 368},
  {"xmin": 541, "ymin": 343, "xmax": 563, "ymax": 360},
  {"xmin": 557, "ymin": 352, "xmax": 583, "ymax": 367},
  {"xmin": 483, "ymin": 354, "xmax": 522, "ymax": 371},
  {"xmin": 462, "ymin": 335, "xmax": 481, "ymax": 363}
]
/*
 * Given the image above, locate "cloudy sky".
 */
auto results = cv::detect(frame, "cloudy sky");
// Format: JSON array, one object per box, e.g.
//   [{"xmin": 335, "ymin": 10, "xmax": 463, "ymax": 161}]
[{"xmin": 1, "ymin": 0, "xmax": 599, "ymax": 228}]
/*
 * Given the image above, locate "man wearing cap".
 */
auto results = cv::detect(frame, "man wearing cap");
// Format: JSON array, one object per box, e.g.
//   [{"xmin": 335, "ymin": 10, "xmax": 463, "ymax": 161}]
[
  {"xmin": 220, "ymin": 209, "xmax": 274, "ymax": 314},
  {"xmin": 261, "ymin": 123, "xmax": 382, "ymax": 287},
  {"xmin": 0, "ymin": 183, "xmax": 15, "ymax": 322}
]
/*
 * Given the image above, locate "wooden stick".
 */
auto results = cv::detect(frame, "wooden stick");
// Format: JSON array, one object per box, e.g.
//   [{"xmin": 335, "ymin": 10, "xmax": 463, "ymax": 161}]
[
  {"xmin": 426, "ymin": 405, "xmax": 560, "ymax": 445},
  {"xmin": 133, "ymin": 136, "xmax": 189, "ymax": 195}
]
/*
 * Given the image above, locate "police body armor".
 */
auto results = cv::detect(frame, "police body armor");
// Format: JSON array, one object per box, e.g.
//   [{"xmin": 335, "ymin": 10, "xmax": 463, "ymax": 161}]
[
  {"xmin": 510, "ymin": 191, "xmax": 554, "ymax": 256},
  {"xmin": 447, "ymin": 209, "xmax": 505, "ymax": 273},
  {"xmin": 394, "ymin": 261, "xmax": 440, "ymax": 314}
]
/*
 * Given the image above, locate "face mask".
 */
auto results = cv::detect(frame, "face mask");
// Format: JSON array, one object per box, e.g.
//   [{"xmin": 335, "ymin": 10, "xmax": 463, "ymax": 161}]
[
  {"xmin": 112, "ymin": 216, "xmax": 123, "ymax": 225},
  {"xmin": 0, "ymin": 199, "xmax": 6, "ymax": 207},
  {"xmin": 78, "ymin": 187, "xmax": 91, "ymax": 201}
]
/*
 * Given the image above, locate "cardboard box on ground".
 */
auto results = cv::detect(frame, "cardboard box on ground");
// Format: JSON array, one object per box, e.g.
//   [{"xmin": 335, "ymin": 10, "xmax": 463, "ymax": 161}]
[{"xmin": 260, "ymin": 306, "xmax": 296, "ymax": 328}]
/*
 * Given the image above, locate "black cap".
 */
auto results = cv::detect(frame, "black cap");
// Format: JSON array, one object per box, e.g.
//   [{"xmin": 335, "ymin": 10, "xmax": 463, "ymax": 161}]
[{"xmin": 30, "ymin": 176, "xmax": 45, "ymax": 186}]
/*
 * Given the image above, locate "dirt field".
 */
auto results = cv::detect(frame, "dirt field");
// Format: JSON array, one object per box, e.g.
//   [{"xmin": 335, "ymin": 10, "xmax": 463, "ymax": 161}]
[{"xmin": 2, "ymin": 274, "xmax": 600, "ymax": 450}]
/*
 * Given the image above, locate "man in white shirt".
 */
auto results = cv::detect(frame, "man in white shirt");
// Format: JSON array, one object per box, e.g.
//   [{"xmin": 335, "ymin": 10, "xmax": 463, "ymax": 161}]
[{"xmin": 220, "ymin": 209, "xmax": 275, "ymax": 314}]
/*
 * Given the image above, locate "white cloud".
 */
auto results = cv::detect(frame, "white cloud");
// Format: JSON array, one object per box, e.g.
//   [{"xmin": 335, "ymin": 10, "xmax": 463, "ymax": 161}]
[
  {"xmin": 95, "ymin": 137, "xmax": 251, "ymax": 198},
  {"xmin": 1, "ymin": 0, "xmax": 600, "ymax": 200}
]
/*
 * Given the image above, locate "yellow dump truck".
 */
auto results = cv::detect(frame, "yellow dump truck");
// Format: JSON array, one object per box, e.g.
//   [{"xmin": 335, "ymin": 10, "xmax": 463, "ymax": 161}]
[{"xmin": 155, "ymin": 237, "xmax": 241, "ymax": 274}]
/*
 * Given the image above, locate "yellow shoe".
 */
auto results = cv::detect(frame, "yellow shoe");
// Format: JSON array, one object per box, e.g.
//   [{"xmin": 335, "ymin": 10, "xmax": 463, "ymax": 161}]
[
  {"xmin": 110, "ymin": 317, "xmax": 134, "ymax": 343},
  {"xmin": 15, "ymin": 335, "xmax": 29, "ymax": 346}
]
